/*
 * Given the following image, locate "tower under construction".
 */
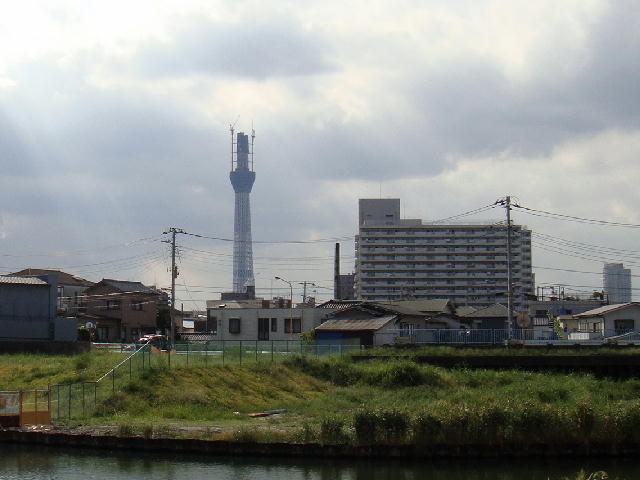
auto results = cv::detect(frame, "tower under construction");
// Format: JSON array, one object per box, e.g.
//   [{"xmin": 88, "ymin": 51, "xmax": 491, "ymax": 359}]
[{"xmin": 229, "ymin": 128, "xmax": 256, "ymax": 294}]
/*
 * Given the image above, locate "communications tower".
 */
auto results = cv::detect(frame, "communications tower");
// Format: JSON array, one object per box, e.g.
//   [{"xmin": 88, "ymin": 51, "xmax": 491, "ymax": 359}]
[{"xmin": 229, "ymin": 127, "xmax": 256, "ymax": 294}]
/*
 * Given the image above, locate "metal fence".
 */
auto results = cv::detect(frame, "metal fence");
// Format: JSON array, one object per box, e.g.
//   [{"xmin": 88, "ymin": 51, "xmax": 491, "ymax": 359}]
[
  {"xmin": 375, "ymin": 328, "xmax": 640, "ymax": 345},
  {"xmin": 49, "ymin": 341, "xmax": 361, "ymax": 421}
]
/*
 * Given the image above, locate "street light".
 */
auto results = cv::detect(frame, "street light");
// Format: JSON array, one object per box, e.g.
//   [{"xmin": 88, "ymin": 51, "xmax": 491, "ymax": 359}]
[{"xmin": 275, "ymin": 276, "xmax": 294, "ymax": 339}]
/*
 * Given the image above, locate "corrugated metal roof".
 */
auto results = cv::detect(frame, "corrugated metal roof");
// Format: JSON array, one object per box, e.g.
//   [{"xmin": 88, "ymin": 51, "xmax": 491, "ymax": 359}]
[
  {"xmin": 573, "ymin": 303, "xmax": 639, "ymax": 318},
  {"xmin": 316, "ymin": 300, "xmax": 363, "ymax": 310},
  {"xmin": 0, "ymin": 275, "xmax": 48, "ymax": 286},
  {"xmin": 315, "ymin": 315, "xmax": 397, "ymax": 332}
]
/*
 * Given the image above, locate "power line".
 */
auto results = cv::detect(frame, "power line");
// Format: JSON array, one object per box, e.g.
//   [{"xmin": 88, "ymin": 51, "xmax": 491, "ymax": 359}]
[{"xmin": 514, "ymin": 204, "xmax": 640, "ymax": 228}]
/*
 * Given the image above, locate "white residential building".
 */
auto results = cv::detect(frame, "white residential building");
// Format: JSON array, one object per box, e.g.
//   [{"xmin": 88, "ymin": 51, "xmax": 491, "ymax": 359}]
[
  {"xmin": 603, "ymin": 263, "xmax": 631, "ymax": 304},
  {"xmin": 355, "ymin": 199, "xmax": 534, "ymax": 311}
]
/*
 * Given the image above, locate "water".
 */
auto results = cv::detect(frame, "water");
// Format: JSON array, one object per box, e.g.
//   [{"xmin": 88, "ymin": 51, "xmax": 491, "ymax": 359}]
[{"xmin": 0, "ymin": 444, "xmax": 639, "ymax": 480}]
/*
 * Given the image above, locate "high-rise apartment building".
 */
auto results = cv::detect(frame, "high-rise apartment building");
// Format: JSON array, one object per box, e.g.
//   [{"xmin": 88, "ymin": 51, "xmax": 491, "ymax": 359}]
[
  {"xmin": 355, "ymin": 199, "xmax": 534, "ymax": 311},
  {"xmin": 603, "ymin": 263, "xmax": 631, "ymax": 304}
]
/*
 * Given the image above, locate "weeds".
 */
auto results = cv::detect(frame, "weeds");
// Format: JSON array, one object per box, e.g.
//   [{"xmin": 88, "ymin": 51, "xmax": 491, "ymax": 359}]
[
  {"xmin": 116, "ymin": 423, "xmax": 135, "ymax": 437},
  {"xmin": 320, "ymin": 416, "xmax": 348, "ymax": 444}
]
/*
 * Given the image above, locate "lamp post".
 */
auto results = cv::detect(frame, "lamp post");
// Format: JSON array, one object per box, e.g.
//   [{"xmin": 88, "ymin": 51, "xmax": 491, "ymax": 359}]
[{"xmin": 275, "ymin": 276, "xmax": 293, "ymax": 340}]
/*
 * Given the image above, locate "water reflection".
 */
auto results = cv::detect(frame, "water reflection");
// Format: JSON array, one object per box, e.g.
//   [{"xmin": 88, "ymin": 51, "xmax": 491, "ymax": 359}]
[{"xmin": 0, "ymin": 444, "xmax": 636, "ymax": 480}]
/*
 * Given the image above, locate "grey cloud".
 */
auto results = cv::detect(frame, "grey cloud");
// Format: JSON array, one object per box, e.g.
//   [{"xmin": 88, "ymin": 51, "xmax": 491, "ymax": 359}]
[
  {"xmin": 136, "ymin": 17, "xmax": 334, "ymax": 80},
  {"xmin": 407, "ymin": 1, "xmax": 640, "ymax": 162}
]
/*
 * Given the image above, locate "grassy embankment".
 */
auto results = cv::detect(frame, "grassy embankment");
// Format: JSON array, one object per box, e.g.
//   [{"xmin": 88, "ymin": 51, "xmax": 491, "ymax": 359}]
[
  {"xmin": 0, "ymin": 351, "xmax": 122, "ymax": 390},
  {"xmin": 4, "ymin": 350, "xmax": 640, "ymax": 447}
]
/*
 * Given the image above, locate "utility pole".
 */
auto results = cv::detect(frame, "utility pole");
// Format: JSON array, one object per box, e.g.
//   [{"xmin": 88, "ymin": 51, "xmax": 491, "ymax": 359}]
[
  {"xmin": 299, "ymin": 281, "xmax": 317, "ymax": 303},
  {"xmin": 163, "ymin": 227, "xmax": 184, "ymax": 349},
  {"xmin": 496, "ymin": 197, "xmax": 514, "ymax": 339}
]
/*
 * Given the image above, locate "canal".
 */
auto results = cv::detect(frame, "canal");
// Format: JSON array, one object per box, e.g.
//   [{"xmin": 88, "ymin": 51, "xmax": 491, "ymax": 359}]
[{"xmin": 1, "ymin": 444, "xmax": 640, "ymax": 479}]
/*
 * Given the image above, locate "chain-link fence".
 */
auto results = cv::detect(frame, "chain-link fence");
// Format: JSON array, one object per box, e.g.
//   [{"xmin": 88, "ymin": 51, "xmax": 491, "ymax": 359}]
[{"xmin": 48, "ymin": 341, "xmax": 361, "ymax": 421}]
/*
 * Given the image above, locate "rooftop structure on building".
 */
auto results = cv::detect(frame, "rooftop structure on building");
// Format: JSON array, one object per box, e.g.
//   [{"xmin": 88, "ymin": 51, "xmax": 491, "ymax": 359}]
[
  {"xmin": 355, "ymin": 198, "xmax": 534, "ymax": 311},
  {"xmin": 603, "ymin": 263, "xmax": 631, "ymax": 304}
]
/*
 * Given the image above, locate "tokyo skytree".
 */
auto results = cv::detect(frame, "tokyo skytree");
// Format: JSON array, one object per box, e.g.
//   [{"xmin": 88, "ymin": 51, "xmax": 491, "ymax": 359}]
[{"xmin": 229, "ymin": 128, "xmax": 256, "ymax": 293}]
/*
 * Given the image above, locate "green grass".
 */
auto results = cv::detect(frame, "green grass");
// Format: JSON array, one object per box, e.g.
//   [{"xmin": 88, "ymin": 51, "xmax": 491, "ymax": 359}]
[
  {"xmin": 0, "ymin": 351, "xmax": 123, "ymax": 389},
  {"xmin": 4, "ymin": 351, "xmax": 640, "ymax": 448}
]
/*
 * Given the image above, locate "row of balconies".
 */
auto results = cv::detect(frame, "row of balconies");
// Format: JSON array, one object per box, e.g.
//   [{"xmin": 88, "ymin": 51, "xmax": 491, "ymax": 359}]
[
  {"xmin": 358, "ymin": 229, "xmax": 530, "ymax": 237},
  {"xmin": 354, "ymin": 243, "xmax": 529, "ymax": 251},
  {"xmin": 357, "ymin": 254, "xmax": 531, "ymax": 262},
  {"xmin": 356, "ymin": 262, "xmax": 531, "ymax": 273}
]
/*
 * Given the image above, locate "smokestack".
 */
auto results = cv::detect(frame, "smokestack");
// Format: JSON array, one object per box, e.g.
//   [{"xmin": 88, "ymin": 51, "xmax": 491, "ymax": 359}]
[{"xmin": 334, "ymin": 243, "xmax": 340, "ymax": 299}]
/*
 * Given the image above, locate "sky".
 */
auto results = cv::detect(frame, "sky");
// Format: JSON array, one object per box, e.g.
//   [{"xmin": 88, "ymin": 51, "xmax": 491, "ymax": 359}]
[{"xmin": 1, "ymin": 0, "xmax": 640, "ymax": 309}]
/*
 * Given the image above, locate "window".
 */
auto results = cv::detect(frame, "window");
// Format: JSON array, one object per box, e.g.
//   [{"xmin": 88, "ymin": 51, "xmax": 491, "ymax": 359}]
[
  {"xmin": 229, "ymin": 318, "xmax": 241, "ymax": 334},
  {"xmin": 284, "ymin": 318, "xmax": 302, "ymax": 333},
  {"xmin": 96, "ymin": 326, "xmax": 109, "ymax": 342},
  {"xmin": 131, "ymin": 328, "xmax": 139, "ymax": 339},
  {"xmin": 131, "ymin": 301, "xmax": 144, "ymax": 311},
  {"xmin": 271, "ymin": 318, "xmax": 277, "ymax": 332},
  {"xmin": 615, "ymin": 319, "xmax": 634, "ymax": 331},
  {"xmin": 106, "ymin": 300, "xmax": 121, "ymax": 310}
]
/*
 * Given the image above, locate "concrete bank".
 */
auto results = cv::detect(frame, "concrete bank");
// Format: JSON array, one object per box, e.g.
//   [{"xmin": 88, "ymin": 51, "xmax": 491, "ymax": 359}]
[{"xmin": 2, "ymin": 430, "xmax": 640, "ymax": 459}]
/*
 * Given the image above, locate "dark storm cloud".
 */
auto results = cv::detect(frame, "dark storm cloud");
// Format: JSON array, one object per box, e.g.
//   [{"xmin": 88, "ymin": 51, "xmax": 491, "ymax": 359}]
[{"xmin": 136, "ymin": 17, "xmax": 333, "ymax": 80}]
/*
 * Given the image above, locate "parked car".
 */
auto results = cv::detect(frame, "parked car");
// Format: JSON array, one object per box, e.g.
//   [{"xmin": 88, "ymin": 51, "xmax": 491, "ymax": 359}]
[{"xmin": 136, "ymin": 334, "xmax": 167, "ymax": 349}]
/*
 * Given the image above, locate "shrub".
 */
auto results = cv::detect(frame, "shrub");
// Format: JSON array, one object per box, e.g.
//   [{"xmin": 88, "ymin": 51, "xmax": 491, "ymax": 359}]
[
  {"xmin": 320, "ymin": 416, "xmax": 347, "ymax": 444},
  {"xmin": 413, "ymin": 411, "xmax": 443, "ymax": 445},
  {"xmin": 142, "ymin": 424, "xmax": 154, "ymax": 439},
  {"xmin": 116, "ymin": 423, "xmax": 135, "ymax": 437},
  {"xmin": 378, "ymin": 362, "xmax": 425, "ymax": 388},
  {"xmin": 475, "ymin": 403, "xmax": 511, "ymax": 444},
  {"xmin": 379, "ymin": 409, "xmax": 409, "ymax": 443},
  {"xmin": 73, "ymin": 353, "xmax": 91, "ymax": 371},
  {"xmin": 575, "ymin": 401, "xmax": 595, "ymax": 441},
  {"xmin": 296, "ymin": 422, "xmax": 317, "ymax": 443},
  {"xmin": 233, "ymin": 427, "xmax": 259, "ymax": 443},
  {"xmin": 94, "ymin": 392, "xmax": 130, "ymax": 417},
  {"xmin": 353, "ymin": 409, "xmax": 380, "ymax": 444}
]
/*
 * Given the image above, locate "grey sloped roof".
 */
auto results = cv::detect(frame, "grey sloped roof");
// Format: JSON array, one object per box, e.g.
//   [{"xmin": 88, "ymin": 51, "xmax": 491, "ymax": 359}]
[
  {"xmin": 461, "ymin": 303, "xmax": 508, "ymax": 318},
  {"xmin": 0, "ymin": 275, "xmax": 48, "ymax": 286},
  {"xmin": 9, "ymin": 269, "xmax": 94, "ymax": 287},
  {"xmin": 315, "ymin": 315, "xmax": 397, "ymax": 332},
  {"xmin": 573, "ymin": 303, "xmax": 640, "ymax": 318},
  {"xmin": 101, "ymin": 279, "xmax": 158, "ymax": 294},
  {"xmin": 456, "ymin": 306, "xmax": 478, "ymax": 316},
  {"xmin": 376, "ymin": 299, "xmax": 452, "ymax": 315}
]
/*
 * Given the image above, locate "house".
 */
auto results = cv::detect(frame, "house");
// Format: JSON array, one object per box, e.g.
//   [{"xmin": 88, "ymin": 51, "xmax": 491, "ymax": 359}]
[
  {"xmin": 528, "ymin": 298, "xmax": 606, "ymax": 330},
  {"xmin": 459, "ymin": 303, "xmax": 508, "ymax": 329},
  {"xmin": 204, "ymin": 298, "xmax": 333, "ymax": 342},
  {"xmin": 572, "ymin": 303, "xmax": 640, "ymax": 337},
  {"xmin": 0, "ymin": 275, "xmax": 77, "ymax": 342},
  {"xmin": 315, "ymin": 299, "xmax": 464, "ymax": 346},
  {"xmin": 80, "ymin": 279, "xmax": 167, "ymax": 342},
  {"xmin": 8, "ymin": 269, "xmax": 94, "ymax": 314}
]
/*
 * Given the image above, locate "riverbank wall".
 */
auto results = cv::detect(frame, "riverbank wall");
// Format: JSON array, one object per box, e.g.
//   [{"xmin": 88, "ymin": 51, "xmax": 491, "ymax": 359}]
[{"xmin": 2, "ymin": 429, "xmax": 640, "ymax": 459}]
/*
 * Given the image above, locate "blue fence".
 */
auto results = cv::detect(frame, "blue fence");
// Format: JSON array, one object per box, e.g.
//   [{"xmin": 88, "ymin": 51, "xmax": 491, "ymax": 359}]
[{"xmin": 376, "ymin": 328, "xmax": 638, "ymax": 345}]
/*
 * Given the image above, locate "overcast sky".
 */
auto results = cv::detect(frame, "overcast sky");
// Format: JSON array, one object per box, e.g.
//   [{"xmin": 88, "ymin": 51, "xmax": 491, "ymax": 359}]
[{"xmin": 1, "ymin": 0, "xmax": 640, "ymax": 308}]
